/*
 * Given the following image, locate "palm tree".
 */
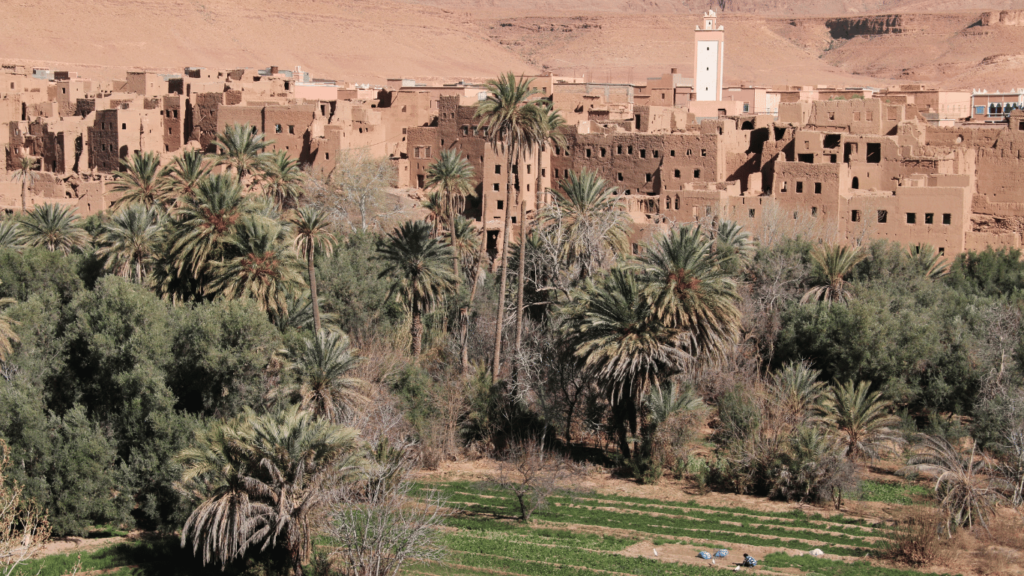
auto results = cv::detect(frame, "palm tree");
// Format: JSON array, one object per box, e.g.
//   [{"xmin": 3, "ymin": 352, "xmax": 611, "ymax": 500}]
[
  {"xmin": 816, "ymin": 380, "xmax": 902, "ymax": 463},
  {"xmin": 713, "ymin": 219, "xmax": 755, "ymax": 274},
  {"xmin": 475, "ymin": 72, "xmax": 546, "ymax": 377},
  {"xmin": 638, "ymin": 225, "xmax": 741, "ymax": 362},
  {"xmin": 176, "ymin": 418, "xmax": 273, "ymax": 570},
  {"xmin": 0, "ymin": 286, "xmax": 20, "ymax": 361},
  {"xmin": 207, "ymin": 217, "xmax": 306, "ymax": 316},
  {"xmin": 375, "ymin": 220, "xmax": 456, "ymax": 356},
  {"xmin": 453, "ymin": 215, "xmax": 482, "ymax": 369},
  {"xmin": 0, "ymin": 219, "xmax": 24, "ymax": 250},
  {"xmin": 165, "ymin": 149, "xmax": 212, "ymax": 200},
  {"xmin": 771, "ymin": 361, "xmax": 826, "ymax": 423},
  {"xmin": 20, "ymin": 203, "xmax": 90, "ymax": 255},
  {"xmin": 214, "ymin": 123, "xmax": 272, "ymax": 183},
  {"xmin": 281, "ymin": 330, "xmax": 366, "ymax": 422},
  {"xmin": 564, "ymin": 268, "xmax": 686, "ymax": 459},
  {"xmin": 515, "ymin": 103, "xmax": 568, "ymax": 362},
  {"xmin": 111, "ymin": 151, "xmax": 174, "ymax": 210},
  {"xmin": 540, "ymin": 169, "xmax": 629, "ymax": 282},
  {"xmin": 644, "ymin": 380, "xmax": 704, "ymax": 460},
  {"xmin": 290, "ymin": 206, "xmax": 336, "ymax": 332},
  {"xmin": 420, "ymin": 190, "xmax": 445, "ymax": 238},
  {"xmin": 261, "ymin": 151, "xmax": 304, "ymax": 209},
  {"xmin": 177, "ymin": 405, "xmax": 361, "ymax": 573},
  {"xmin": 907, "ymin": 434, "xmax": 1005, "ymax": 536},
  {"xmin": 909, "ymin": 244, "xmax": 949, "ymax": 280},
  {"xmin": 11, "ymin": 156, "xmax": 38, "ymax": 213},
  {"xmin": 95, "ymin": 204, "xmax": 163, "ymax": 283},
  {"xmin": 801, "ymin": 244, "xmax": 866, "ymax": 305},
  {"xmin": 167, "ymin": 174, "xmax": 254, "ymax": 280},
  {"xmin": 424, "ymin": 149, "xmax": 476, "ymax": 284}
]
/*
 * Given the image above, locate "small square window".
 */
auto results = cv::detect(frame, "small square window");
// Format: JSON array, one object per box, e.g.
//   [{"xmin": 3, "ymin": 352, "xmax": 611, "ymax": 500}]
[
  {"xmin": 938, "ymin": 247, "xmax": 945, "ymax": 256},
  {"xmin": 496, "ymin": 200, "xmax": 504, "ymax": 210},
  {"xmin": 670, "ymin": 150, "xmax": 676, "ymax": 157},
  {"xmin": 925, "ymin": 213, "xmax": 934, "ymax": 224},
  {"xmin": 687, "ymin": 149, "xmax": 692, "ymax": 156},
  {"xmin": 495, "ymin": 165, "xmax": 501, "ymax": 174},
  {"xmin": 654, "ymin": 150, "xmax": 659, "ymax": 158},
  {"xmin": 600, "ymin": 148, "xmax": 606, "ymax": 157},
  {"xmin": 796, "ymin": 182, "xmax": 804, "ymax": 193},
  {"xmin": 906, "ymin": 212, "xmax": 916, "ymax": 224},
  {"xmin": 814, "ymin": 182, "xmax": 822, "ymax": 194},
  {"xmin": 701, "ymin": 149, "xmax": 707, "ymax": 157},
  {"xmin": 511, "ymin": 216, "xmax": 517, "ymax": 224},
  {"xmin": 586, "ymin": 149, "xmax": 592, "ymax": 158},
  {"xmin": 288, "ymin": 125, "xmax": 295, "ymax": 134},
  {"xmin": 275, "ymin": 124, "xmax": 282, "ymax": 133},
  {"xmin": 674, "ymin": 169, "xmax": 681, "ymax": 178},
  {"xmin": 878, "ymin": 210, "xmax": 888, "ymax": 223},
  {"xmin": 645, "ymin": 173, "xmax": 652, "ymax": 183},
  {"xmin": 748, "ymin": 209, "xmax": 755, "ymax": 218},
  {"xmin": 617, "ymin": 145, "xmax": 623, "ymax": 154},
  {"xmin": 617, "ymin": 173, "xmax": 624, "ymax": 181},
  {"xmin": 541, "ymin": 168, "xmax": 546, "ymax": 177},
  {"xmin": 943, "ymin": 213, "xmax": 951, "ymax": 225},
  {"xmin": 694, "ymin": 169, "xmax": 701, "ymax": 179},
  {"xmin": 640, "ymin": 149, "xmax": 646, "ymax": 158},
  {"xmin": 493, "ymin": 183, "xmax": 500, "ymax": 191},
  {"xmin": 121, "ymin": 122, "xmax": 126, "ymax": 129},
  {"xmin": 811, "ymin": 206, "xmax": 818, "ymax": 217},
  {"xmin": 628, "ymin": 146, "xmax": 634, "ymax": 154},
  {"xmin": 851, "ymin": 209, "xmax": 860, "ymax": 222}
]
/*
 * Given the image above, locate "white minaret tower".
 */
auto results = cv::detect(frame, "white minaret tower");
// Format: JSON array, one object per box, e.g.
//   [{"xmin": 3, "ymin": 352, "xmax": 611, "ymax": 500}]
[{"xmin": 694, "ymin": 10, "xmax": 724, "ymax": 102}]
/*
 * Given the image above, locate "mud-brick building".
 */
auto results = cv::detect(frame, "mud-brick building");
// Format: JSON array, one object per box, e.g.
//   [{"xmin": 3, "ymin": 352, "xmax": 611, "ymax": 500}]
[
  {"xmin": 408, "ymin": 95, "xmax": 552, "ymax": 258},
  {"xmin": 87, "ymin": 107, "xmax": 163, "ymax": 171}
]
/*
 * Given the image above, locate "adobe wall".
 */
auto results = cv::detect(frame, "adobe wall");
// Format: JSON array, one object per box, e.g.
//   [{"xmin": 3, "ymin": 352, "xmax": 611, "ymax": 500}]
[
  {"xmin": 189, "ymin": 92, "xmax": 223, "ymax": 152},
  {"xmin": 88, "ymin": 109, "xmax": 120, "ymax": 171}
]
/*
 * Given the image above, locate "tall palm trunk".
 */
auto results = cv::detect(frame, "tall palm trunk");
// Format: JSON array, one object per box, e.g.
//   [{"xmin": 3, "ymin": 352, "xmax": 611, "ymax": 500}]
[
  {"xmin": 492, "ymin": 150, "xmax": 516, "ymax": 377},
  {"xmin": 135, "ymin": 259, "xmax": 142, "ymax": 285},
  {"xmin": 411, "ymin": 302, "xmax": 424, "ymax": 357},
  {"xmin": 514, "ymin": 199, "xmax": 527, "ymax": 369},
  {"xmin": 308, "ymin": 251, "xmax": 321, "ymax": 332},
  {"xmin": 514, "ymin": 145, "xmax": 542, "ymax": 366},
  {"xmin": 462, "ymin": 239, "xmax": 486, "ymax": 371},
  {"xmin": 20, "ymin": 180, "xmax": 26, "ymax": 212}
]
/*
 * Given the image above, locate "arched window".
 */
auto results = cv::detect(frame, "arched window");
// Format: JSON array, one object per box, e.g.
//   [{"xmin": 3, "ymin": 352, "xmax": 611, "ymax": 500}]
[{"xmin": 674, "ymin": 195, "xmax": 680, "ymax": 210}]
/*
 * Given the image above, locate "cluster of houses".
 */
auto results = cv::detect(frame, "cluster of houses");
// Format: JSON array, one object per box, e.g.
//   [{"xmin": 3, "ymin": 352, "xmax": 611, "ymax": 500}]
[{"xmin": 5, "ymin": 10, "xmax": 1024, "ymax": 258}]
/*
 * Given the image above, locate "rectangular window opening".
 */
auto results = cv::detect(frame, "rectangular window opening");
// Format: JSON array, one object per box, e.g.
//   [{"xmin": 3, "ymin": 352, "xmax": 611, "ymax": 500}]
[
  {"xmin": 925, "ymin": 213, "xmax": 934, "ymax": 224},
  {"xmin": 943, "ymin": 213, "xmax": 951, "ymax": 225},
  {"xmin": 906, "ymin": 212, "xmax": 916, "ymax": 224},
  {"xmin": 878, "ymin": 209, "xmax": 888, "ymax": 223},
  {"xmin": 796, "ymin": 181, "xmax": 804, "ymax": 193},
  {"xmin": 851, "ymin": 210, "xmax": 861, "ymax": 222},
  {"xmin": 814, "ymin": 182, "xmax": 822, "ymax": 194},
  {"xmin": 496, "ymin": 200, "xmax": 504, "ymax": 210}
]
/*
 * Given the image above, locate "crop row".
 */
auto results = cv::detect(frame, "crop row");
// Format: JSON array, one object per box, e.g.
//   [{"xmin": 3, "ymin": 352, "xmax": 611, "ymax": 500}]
[
  {"xmin": 444, "ymin": 533, "xmax": 724, "ymax": 576},
  {"xmin": 447, "ymin": 516, "xmax": 636, "ymax": 551},
  {"xmin": 440, "ymin": 491, "xmax": 881, "ymax": 553},
  {"xmin": 762, "ymin": 553, "xmax": 956, "ymax": 576},
  {"xmin": 431, "ymin": 481, "xmax": 885, "ymax": 536}
]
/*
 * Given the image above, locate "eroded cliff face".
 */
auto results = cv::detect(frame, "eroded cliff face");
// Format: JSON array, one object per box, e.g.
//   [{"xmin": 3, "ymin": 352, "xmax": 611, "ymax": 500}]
[
  {"xmin": 825, "ymin": 15, "xmax": 906, "ymax": 39},
  {"xmin": 981, "ymin": 10, "xmax": 1024, "ymax": 26}
]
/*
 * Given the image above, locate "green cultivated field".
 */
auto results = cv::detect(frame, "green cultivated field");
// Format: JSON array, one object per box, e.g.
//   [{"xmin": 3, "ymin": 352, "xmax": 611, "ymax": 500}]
[
  {"xmin": 408, "ymin": 481, "xmax": 957, "ymax": 576},
  {"xmin": 15, "ymin": 481, "xmax": 955, "ymax": 576}
]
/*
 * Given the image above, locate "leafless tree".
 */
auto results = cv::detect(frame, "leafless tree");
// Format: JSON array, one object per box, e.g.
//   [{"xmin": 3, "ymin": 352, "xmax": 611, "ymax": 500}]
[
  {"xmin": 0, "ymin": 441, "xmax": 53, "ymax": 576},
  {"xmin": 496, "ymin": 438, "xmax": 567, "ymax": 523},
  {"xmin": 327, "ymin": 456, "xmax": 449, "ymax": 576},
  {"xmin": 305, "ymin": 152, "xmax": 400, "ymax": 232}
]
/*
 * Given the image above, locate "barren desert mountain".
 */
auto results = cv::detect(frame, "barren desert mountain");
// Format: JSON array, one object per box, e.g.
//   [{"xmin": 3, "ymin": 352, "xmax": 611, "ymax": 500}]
[{"xmin": 7, "ymin": 0, "xmax": 1024, "ymax": 88}]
